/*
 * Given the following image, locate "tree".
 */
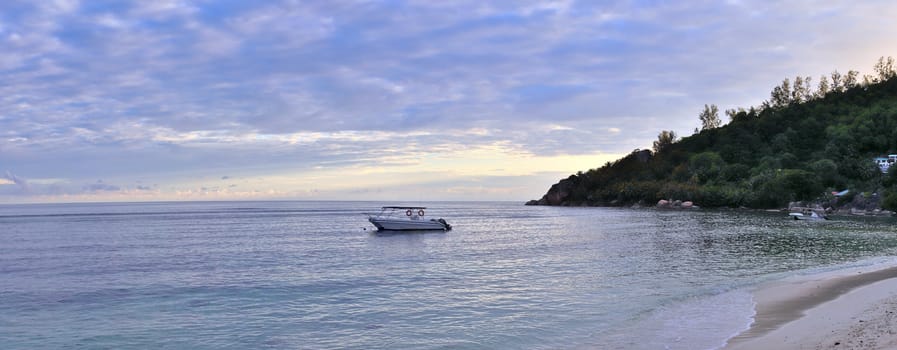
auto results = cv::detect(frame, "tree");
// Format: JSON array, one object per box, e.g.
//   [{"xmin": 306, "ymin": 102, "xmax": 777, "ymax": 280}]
[
  {"xmin": 725, "ymin": 108, "xmax": 737, "ymax": 122},
  {"xmin": 844, "ymin": 70, "xmax": 859, "ymax": 89},
  {"xmin": 530, "ymin": 55, "xmax": 897, "ymax": 208},
  {"xmin": 801, "ymin": 76, "xmax": 813, "ymax": 101},
  {"xmin": 725, "ymin": 107, "xmax": 748, "ymax": 122},
  {"xmin": 770, "ymin": 78, "xmax": 792, "ymax": 107},
  {"xmin": 863, "ymin": 74, "xmax": 877, "ymax": 86},
  {"xmin": 810, "ymin": 158, "xmax": 840, "ymax": 187},
  {"xmin": 792, "ymin": 76, "xmax": 807, "ymax": 103},
  {"xmin": 653, "ymin": 130, "xmax": 677, "ymax": 154},
  {"xmin": 699, "ymin": 104, "xmax": 721, "ymax": 130},
  {"xmin": 780, "ymin": 169, "xmax": 823, "ymax": 202},
  {"xmin": 831, "ymin": 71, "xmax": 843, "ymax": 92},
  {"xmin": 689, "ymin": 151, "xmax": 726, "ymax": 184},
  {"xmin": 883, "ymin": 190, "xmax": 897, "ymax": 211},
  {"xmin": 817, "ymin": 75, "xmax": 830, "ymax": 98},
  {"xmin": 874, "ymin": 56, "xmax": 896, "ymax": 81}
]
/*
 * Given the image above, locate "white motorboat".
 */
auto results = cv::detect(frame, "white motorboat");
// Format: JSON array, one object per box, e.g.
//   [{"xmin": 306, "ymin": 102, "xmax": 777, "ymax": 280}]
[
  {"xmin": 367, "ymin": 206, "xmax": 452, "ymax": 231},
  {"xmin": 789, "ymin": 211, "xmax": 828, "ymax": 221}
]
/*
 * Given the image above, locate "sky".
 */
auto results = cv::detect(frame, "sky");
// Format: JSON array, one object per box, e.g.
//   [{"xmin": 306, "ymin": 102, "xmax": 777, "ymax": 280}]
[{"xmin": 2, "ymin": 0, "xmax": 897, "ymax": 203}]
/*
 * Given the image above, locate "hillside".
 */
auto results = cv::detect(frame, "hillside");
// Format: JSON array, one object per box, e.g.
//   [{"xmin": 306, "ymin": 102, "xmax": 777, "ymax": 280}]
[{"xmin": 528, "ymin": 57, "xmax": 897, "ymax": 210}]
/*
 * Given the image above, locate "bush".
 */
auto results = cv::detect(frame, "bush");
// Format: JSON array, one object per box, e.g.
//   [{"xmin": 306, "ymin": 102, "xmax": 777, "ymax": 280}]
[
  {"xmin": 720, "ymin": 164, "xmax": 751, "ymax": 182},
  {"xmin": 742, "ymin": 169, "xmax": 823, "ymax": 208},
  {"xmin": 884, "ymin": 165, "xmax": 897, "ymax": 188},
  {"xmin": 615, "ymin": 181, "xmax": 662, "ymax": 204},
  {"xmin": 697, "ymin": 185, "xmax": 746, "ymax": 207},
  {"xmin": 780, "ymin": 169, "xmax": 823, "ymax": 200},
  {"xmin": 809, "ymin": 159, "xmax": 842, "ymax": 188},
  {"xmin": 689, "ymin": 151, "xmax": 726, "ymax": 184},
  {"xmin": 883, "ymin": 188, "xmax": 897, "ymax": 211},
  {"xmin": 657, "ymin": 182, "xmax": 700, "ymax": 201}
]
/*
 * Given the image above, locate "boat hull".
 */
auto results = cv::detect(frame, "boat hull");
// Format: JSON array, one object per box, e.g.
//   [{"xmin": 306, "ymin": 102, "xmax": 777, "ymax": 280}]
[
  {"xmin": 368, "ymin": 217, "xmax": 449, "ymax": 231},
  {"xmin": 789, "ymin": 213, "xmax": 827, "ymax": 221}
]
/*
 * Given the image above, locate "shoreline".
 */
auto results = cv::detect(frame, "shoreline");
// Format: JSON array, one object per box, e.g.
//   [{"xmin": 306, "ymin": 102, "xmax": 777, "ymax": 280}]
[
  {"xmin": 725, "ymin": 265, "xmax": 897, "ymax": 349},
  {"xmin": 524, "ymin": 202, "xmax": 896, "ymax": 218}
]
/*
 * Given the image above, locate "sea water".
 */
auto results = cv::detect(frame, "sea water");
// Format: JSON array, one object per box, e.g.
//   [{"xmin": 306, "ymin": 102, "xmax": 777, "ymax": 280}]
[{"xmin": 2, "ymin": 201, "xmax": 897, "ymax": 349}]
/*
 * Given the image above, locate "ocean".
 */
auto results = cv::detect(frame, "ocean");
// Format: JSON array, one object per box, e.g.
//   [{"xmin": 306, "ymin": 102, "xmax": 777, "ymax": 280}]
[{"xmin": 3, "ymin": 201, "xmax": 897, "ymax": 349}]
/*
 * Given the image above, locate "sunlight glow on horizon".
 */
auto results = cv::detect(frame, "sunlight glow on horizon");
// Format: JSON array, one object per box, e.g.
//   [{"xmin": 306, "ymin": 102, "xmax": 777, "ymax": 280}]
[{"xmin": 1, "ymin": 149, "xmax": 624, "ymax": 203}]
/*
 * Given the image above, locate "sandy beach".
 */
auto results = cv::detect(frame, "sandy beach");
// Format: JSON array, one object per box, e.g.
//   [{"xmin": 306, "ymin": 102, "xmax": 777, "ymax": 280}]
[{"xmin": 726, "ymin": 266, "xmax": 897, "ymax": 349}]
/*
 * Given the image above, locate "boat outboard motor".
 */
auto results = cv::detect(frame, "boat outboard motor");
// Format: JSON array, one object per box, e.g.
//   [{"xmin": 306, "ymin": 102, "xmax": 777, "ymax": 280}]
[{"xmin": 437, "ymin": 218, "xmax": 451, "ymax": 230}]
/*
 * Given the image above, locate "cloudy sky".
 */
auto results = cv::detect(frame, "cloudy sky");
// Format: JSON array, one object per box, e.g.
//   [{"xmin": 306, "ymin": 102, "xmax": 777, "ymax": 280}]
[{"xmin": 1, "ymin": 0, "xmax": 896, "ymax": 203}]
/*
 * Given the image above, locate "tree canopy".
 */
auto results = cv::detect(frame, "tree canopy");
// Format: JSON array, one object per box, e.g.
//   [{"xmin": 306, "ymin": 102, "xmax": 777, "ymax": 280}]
[
  {"xmin": 699, "ymin": 104, "xmax": 721, "ymax": 130},
  {"xmin": 653, "ymin": 130, "xmax": 677, "ymax": 153}
]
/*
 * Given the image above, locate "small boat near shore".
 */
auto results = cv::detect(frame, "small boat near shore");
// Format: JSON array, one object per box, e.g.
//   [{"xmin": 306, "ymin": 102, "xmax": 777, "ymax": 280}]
[
  {"xmin": 789, "ymin": 211, "xmax": 828, "ymax": 221},
  {"xmin": 367, "ymin": 206, "xmax": 452, "ymax": 231}
]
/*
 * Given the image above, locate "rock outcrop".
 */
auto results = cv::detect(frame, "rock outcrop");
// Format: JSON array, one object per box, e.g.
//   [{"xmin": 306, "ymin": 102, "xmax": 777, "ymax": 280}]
[
  {"xmin": 525, "ymin": 175, "xmax": 578, "ymax": 206},
  {"xmin": 787, "ymin": 192, "xmax": 893, "ymax": 216}
]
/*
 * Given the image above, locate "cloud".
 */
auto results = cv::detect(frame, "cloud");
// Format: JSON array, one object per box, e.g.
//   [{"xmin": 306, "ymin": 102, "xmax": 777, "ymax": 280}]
[
  {"xmin": 2, "ymin": 171, "xmax": 30, "ymax": 194},
  {"xmin": 3, "ymin": 1, "xmax": 897, "ymax": 202},
  {"xmin": 83, "ymin": 180, "xmax": 121, "ymax": 192}
]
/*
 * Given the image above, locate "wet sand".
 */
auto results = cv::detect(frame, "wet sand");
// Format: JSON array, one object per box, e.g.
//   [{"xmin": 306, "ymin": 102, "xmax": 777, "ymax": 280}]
[{"xmin": 726, "ymin": 266, "xmax": 897, "ymax": 349}]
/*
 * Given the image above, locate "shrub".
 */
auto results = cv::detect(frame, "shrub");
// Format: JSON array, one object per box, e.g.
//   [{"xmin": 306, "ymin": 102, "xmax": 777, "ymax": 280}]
[{"xmin": 882, "ymin": 188, "xmax": 897, "ymax": 212}]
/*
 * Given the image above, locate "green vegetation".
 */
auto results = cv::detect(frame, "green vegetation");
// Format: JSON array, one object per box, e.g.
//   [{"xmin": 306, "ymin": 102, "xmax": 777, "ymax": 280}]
[{"xmin": 530, "ymin": 56, "xmax": 897, "ymax": 209}]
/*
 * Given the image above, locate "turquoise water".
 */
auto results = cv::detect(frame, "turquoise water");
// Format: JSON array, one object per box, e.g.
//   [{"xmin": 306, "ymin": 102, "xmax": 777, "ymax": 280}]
[{"xmin": 2, "ymin": 201, "xmax": 897, "ymax": 349}]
